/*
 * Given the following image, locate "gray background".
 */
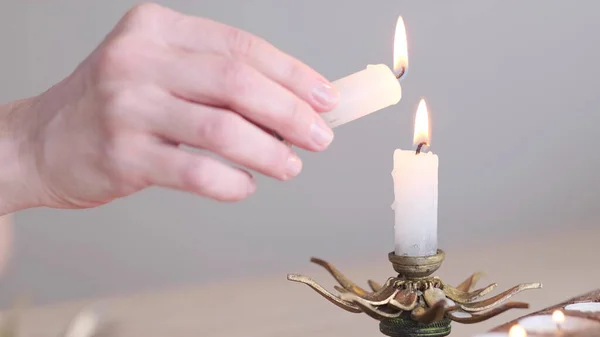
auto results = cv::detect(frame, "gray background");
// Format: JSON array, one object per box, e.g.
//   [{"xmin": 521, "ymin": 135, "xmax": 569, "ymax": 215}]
[{"xmin": 0, "ymin": 0, "xmax": 599, "ymax": 309}]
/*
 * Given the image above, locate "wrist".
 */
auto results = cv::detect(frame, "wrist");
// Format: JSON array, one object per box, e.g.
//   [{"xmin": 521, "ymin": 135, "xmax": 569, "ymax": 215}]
[{"xmin": 0, "ymin": 98, "xmax": 41, "ymax": 215}]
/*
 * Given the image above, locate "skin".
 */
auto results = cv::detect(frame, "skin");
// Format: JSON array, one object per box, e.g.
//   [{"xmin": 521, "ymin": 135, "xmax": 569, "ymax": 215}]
[{"xmin": 0, "ymin": 3, "xmax": 340, "ymax": 217}]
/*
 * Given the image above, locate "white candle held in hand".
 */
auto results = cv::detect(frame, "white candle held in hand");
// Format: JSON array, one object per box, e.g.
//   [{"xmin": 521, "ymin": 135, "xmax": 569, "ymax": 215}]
[
  {"xmin": 391, "ymin": 99, "xmax": 438, "ymax": 257},
  {"xmin": 322, "ymin": 64, "xmax": 401, "ymax": 127},
  {"xmin": 320, "ymin": 16, "xmax": 408, "ymax": 128}
]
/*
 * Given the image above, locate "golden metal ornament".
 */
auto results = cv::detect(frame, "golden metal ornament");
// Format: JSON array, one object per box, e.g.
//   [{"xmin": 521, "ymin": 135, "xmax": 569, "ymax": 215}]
[{"xmin": 287, "ymin": 250, "xmax": 542, "ymax": 337}]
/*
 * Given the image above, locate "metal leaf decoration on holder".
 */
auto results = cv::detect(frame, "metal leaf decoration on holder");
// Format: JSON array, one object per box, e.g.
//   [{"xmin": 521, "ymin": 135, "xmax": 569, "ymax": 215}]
[{"xmin": 288, "ymin": 251, "xmax": 543, "ymax": 337}]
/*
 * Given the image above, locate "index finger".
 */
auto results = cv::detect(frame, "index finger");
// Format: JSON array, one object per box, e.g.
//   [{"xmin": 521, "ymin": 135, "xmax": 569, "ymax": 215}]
[{"xmin": 154, "ymin": 8, "xmax": 340, "ymax": 113}]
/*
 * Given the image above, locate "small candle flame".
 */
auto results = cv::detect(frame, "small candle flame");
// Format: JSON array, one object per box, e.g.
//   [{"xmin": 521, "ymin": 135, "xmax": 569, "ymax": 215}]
[
  {"xmin": 413, "ymin": 99, "xmax": 430, "ymax": 147},
  {"xmin": 393, "ymin": 16, "xmax": 408, "ymax": 77},
  {"xmin": 552, "ymin": 310, "xmax": 566, "ymax": 324},
  {"xmin": 509, "ymin": 324, "xmax": 527, "ymax": 337}
]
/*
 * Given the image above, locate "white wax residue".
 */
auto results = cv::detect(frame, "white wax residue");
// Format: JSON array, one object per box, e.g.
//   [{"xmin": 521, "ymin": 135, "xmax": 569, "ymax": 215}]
[
  {"xmin": 392, "ymin": 149, "xmax": 438, "ymax": 257},
  {"xmin": 565, "ymin": 302, "xmax": 600, "ymax": 313},
  {"xmin": 518, "ymin": 314, "xmax": 600, "ymax": 333},
  {"xmin": 450, "ymin": 311, "xmax": 471, "ymax": 318},
  {"xmin": 320, "ymin": 64, "xmax": 401, "ymax": 128}
]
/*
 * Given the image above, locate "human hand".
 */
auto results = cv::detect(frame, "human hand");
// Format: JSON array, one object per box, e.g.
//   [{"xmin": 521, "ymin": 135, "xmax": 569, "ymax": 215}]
[{"xmin": 0, "ymin": 3, "xmax": 339, "ymax": 212}]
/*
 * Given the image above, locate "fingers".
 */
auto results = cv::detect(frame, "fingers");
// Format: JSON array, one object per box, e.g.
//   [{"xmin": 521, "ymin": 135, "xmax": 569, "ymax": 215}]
[
  {"xmin": 159, "ymin": 52, "xmax": 334, "ymax": 151},
  {"xmin": 143, "ymin": 143, "xmax": 256, "ymax": 202},
  {"xmin": 154, "ymin": 8, "xmax": 340, "ymax": 112},
  {"xmin": 150, "ymin": 97, "xmax": 303, "ymax": 181}
]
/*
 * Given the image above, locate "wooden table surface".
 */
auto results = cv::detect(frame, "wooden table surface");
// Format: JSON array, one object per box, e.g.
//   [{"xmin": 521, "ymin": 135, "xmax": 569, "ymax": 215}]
[{"xmin": 1, "ymin": 226, "xmax": 599, "ymax": 337}]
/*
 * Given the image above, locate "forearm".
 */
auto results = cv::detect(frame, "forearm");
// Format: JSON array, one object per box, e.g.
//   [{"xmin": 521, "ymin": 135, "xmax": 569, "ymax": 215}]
[{"xmin": 0, "ymin": 99, "xmax": 38, "ymax": 215}]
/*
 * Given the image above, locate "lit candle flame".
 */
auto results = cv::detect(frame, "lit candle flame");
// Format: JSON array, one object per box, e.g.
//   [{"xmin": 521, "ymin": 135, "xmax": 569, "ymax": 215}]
[
  {"xmin": 552, "ymin": 310, "xmax": 565, "ymax": 325},
  {"xmin": 413, "ymin": 99, "xmax": 430, "ymax": 147},
  {"xmin": 509, "ymin": 324, "xmax": 527, "ymax": 337},
  {"xmin": 393, "ymin": 16, "xmax": 408, "ymax": 77}
]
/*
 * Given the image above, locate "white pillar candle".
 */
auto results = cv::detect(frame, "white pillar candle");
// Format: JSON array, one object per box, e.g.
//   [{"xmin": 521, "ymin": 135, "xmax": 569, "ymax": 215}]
[
  {"xmin": 391, "ymin": 99, "xmax": 438, "ymax": 257},
  {"xmin": 321, "ymin": 64, "xmax": 402, "ymax": 128}
]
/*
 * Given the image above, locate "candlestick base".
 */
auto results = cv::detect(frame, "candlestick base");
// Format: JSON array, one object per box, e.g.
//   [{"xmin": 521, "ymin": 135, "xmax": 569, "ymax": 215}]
[
  {"xmin": 287, "ymin": 250, "xmax": 542, "ymax": 337},
  {"xmin": 380, "ymin": 315, "xmax": 451, "ymax": 337}
]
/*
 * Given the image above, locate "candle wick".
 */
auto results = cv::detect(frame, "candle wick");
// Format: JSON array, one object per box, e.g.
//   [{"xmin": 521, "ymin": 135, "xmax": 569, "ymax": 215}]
[
  {"xmin": 415, "ymin": 142, "xmax": 428, "ymax": 155},
  {"xmin": 396, "ymin": 66, "xmax": 406, "ymax": 80}
]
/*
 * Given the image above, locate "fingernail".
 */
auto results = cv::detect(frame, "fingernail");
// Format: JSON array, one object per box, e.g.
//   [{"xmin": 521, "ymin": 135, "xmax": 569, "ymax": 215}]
[
  {"xmin": 310, "ymin": 119, "xmax": 334, "ymax": 148},
  {"xmin": 311, "ymin": 82, "xmax": 339, "ymax": 109},
  {"xmin": 285, "ymin": 153, "xmax": 303, "ymax": 179}
]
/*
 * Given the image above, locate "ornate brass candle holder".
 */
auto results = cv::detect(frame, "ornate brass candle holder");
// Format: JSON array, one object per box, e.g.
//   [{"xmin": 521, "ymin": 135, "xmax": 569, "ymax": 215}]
[{"xmin": 287, "ymin": 249, "xmax": 542, "ymax": 337}]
